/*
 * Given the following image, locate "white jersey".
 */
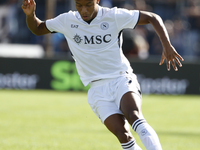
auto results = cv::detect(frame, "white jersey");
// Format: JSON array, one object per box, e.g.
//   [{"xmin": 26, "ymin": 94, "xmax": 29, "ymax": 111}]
[{"xmin": 46, "ymin": 6, "xmax": 140, "ymax": 86}]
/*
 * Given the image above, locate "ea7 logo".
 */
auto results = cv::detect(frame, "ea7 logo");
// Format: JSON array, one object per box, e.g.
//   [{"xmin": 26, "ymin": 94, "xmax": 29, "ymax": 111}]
[
  {"xmin": 71, "ymin": 24, "xmax": 79, "ymax": 28},
  {"xmin": 84, "ymin": 34, "xmax": 111, "ymax": 44}
]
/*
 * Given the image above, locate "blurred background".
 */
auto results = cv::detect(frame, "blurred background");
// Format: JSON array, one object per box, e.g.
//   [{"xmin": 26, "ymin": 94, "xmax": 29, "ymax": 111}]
[
  {"xmin": 0, "ymin": 0, "xmax": 200, "ymax": 59},
  {"xmin": 0, "ymin": 0, "xmax": 200, "ymax": 94}
]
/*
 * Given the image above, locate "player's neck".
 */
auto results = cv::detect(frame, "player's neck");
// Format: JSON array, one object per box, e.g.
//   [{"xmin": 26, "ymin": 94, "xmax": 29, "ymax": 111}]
[
  {"xmin": 86, "ymin": 5, "xmax": 99, "ymax": 24},
  {"xmin": 86, "ymin": 19, "xmax": 93, "ymax": 24}
]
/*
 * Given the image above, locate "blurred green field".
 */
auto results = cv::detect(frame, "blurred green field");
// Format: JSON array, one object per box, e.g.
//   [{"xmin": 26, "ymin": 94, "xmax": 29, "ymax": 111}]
[{"xmin": 0, "ymin": 90, "xmax": 199, "ymax": 150}]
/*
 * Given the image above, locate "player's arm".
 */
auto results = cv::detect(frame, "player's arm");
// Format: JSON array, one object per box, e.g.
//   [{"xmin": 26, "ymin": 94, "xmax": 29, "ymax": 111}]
[
  {"xmin": 21, "ymin": 0, "xmax": 50, "ymax": 36},
  {"xmin": 137, "ymin": 11, "xmax": 184, "ymax": 71}
]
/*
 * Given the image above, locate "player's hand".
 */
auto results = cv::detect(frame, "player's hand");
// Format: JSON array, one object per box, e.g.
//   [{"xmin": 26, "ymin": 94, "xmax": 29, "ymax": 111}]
[
  {"xmin": 159, "ymin": 45, "xmax": 184, "ymax": 71},
  {"xmin": 21, "ymin": 0, "xmax": 36, "ymax": 17}
]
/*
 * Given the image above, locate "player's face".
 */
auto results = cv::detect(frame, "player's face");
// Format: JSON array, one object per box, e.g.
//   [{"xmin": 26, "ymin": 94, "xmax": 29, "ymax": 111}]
[{"xmin": 75, "ymin": 0, "xmax": 100, "ymax": 22}]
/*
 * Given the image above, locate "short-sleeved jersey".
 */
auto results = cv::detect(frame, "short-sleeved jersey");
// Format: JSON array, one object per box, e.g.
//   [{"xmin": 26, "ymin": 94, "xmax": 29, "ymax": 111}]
[{"xmin": 46, "ymin": 6, "xmax": 140, "ymax": 86}]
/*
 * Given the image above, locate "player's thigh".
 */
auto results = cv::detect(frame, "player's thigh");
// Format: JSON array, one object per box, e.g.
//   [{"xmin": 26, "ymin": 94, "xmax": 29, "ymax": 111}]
[
  {"xmin": 104, "ymin": 114, "xmax": 133, "ymax": 143},
  {"xmin": 120, "ymin": 91, "xmax": 144, "ymax": 125}
]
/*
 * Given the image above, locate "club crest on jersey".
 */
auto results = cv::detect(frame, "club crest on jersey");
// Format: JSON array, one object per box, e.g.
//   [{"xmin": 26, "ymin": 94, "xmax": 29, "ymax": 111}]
[
  {"xmin": 100, "ymin": 22, "xmax": 109, "ymax": 30},
  {"xmin": 73, "ymin": 34, "xmax": 82, "ymax": 44}
]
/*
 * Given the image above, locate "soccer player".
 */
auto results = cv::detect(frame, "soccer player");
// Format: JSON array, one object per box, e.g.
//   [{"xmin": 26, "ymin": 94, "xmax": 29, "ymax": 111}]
[{"xmin": 22, "ymin": 0, "xmax": 184, "ymax": 149}]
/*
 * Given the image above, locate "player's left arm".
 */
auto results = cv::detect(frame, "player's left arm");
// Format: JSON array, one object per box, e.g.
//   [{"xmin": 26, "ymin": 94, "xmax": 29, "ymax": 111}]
[{"xmin": 137, "ymin": 11, "xmax": 184, "ymax": 71}]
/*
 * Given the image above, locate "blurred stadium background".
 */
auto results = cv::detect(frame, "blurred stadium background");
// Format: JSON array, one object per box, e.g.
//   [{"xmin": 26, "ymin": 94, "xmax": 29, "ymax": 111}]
[{"xmin": 0, "ymin": 0, "xmax": 200, "ymax": 149}]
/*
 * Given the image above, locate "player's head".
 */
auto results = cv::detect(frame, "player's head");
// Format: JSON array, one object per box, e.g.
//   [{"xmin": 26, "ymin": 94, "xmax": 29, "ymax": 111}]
[{"xmin": 74, "ymin": 0, "xmax": 100, "ymax": 22}]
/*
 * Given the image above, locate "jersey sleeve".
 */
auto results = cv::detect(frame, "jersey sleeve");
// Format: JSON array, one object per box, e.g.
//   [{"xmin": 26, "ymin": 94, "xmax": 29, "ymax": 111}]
[
  {"xmin": 45, "ymin": 13, "xmax": 67, "ymax": 33},
  {"xmin": 115, "ymin": 8, "xmax": 140, "ymax": 31}
]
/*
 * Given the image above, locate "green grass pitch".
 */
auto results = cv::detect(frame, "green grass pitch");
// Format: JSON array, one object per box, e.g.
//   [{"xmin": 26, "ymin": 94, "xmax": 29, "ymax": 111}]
[{"xmin": 0, "ymin": 90, "xmax": 199, "ymax": 150}]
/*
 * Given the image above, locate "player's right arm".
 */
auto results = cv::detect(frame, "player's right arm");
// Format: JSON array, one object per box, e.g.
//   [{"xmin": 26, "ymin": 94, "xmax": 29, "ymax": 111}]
[{"xmin": 21, "ymin": 0, "xmax": 50, "ymax": 36}]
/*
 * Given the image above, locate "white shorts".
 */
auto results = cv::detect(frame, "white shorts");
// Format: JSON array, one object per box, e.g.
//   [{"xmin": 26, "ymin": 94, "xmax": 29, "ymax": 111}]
[{"xmin": 87, "ymin": 72, "xmax": 141, "ymax": 123}]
